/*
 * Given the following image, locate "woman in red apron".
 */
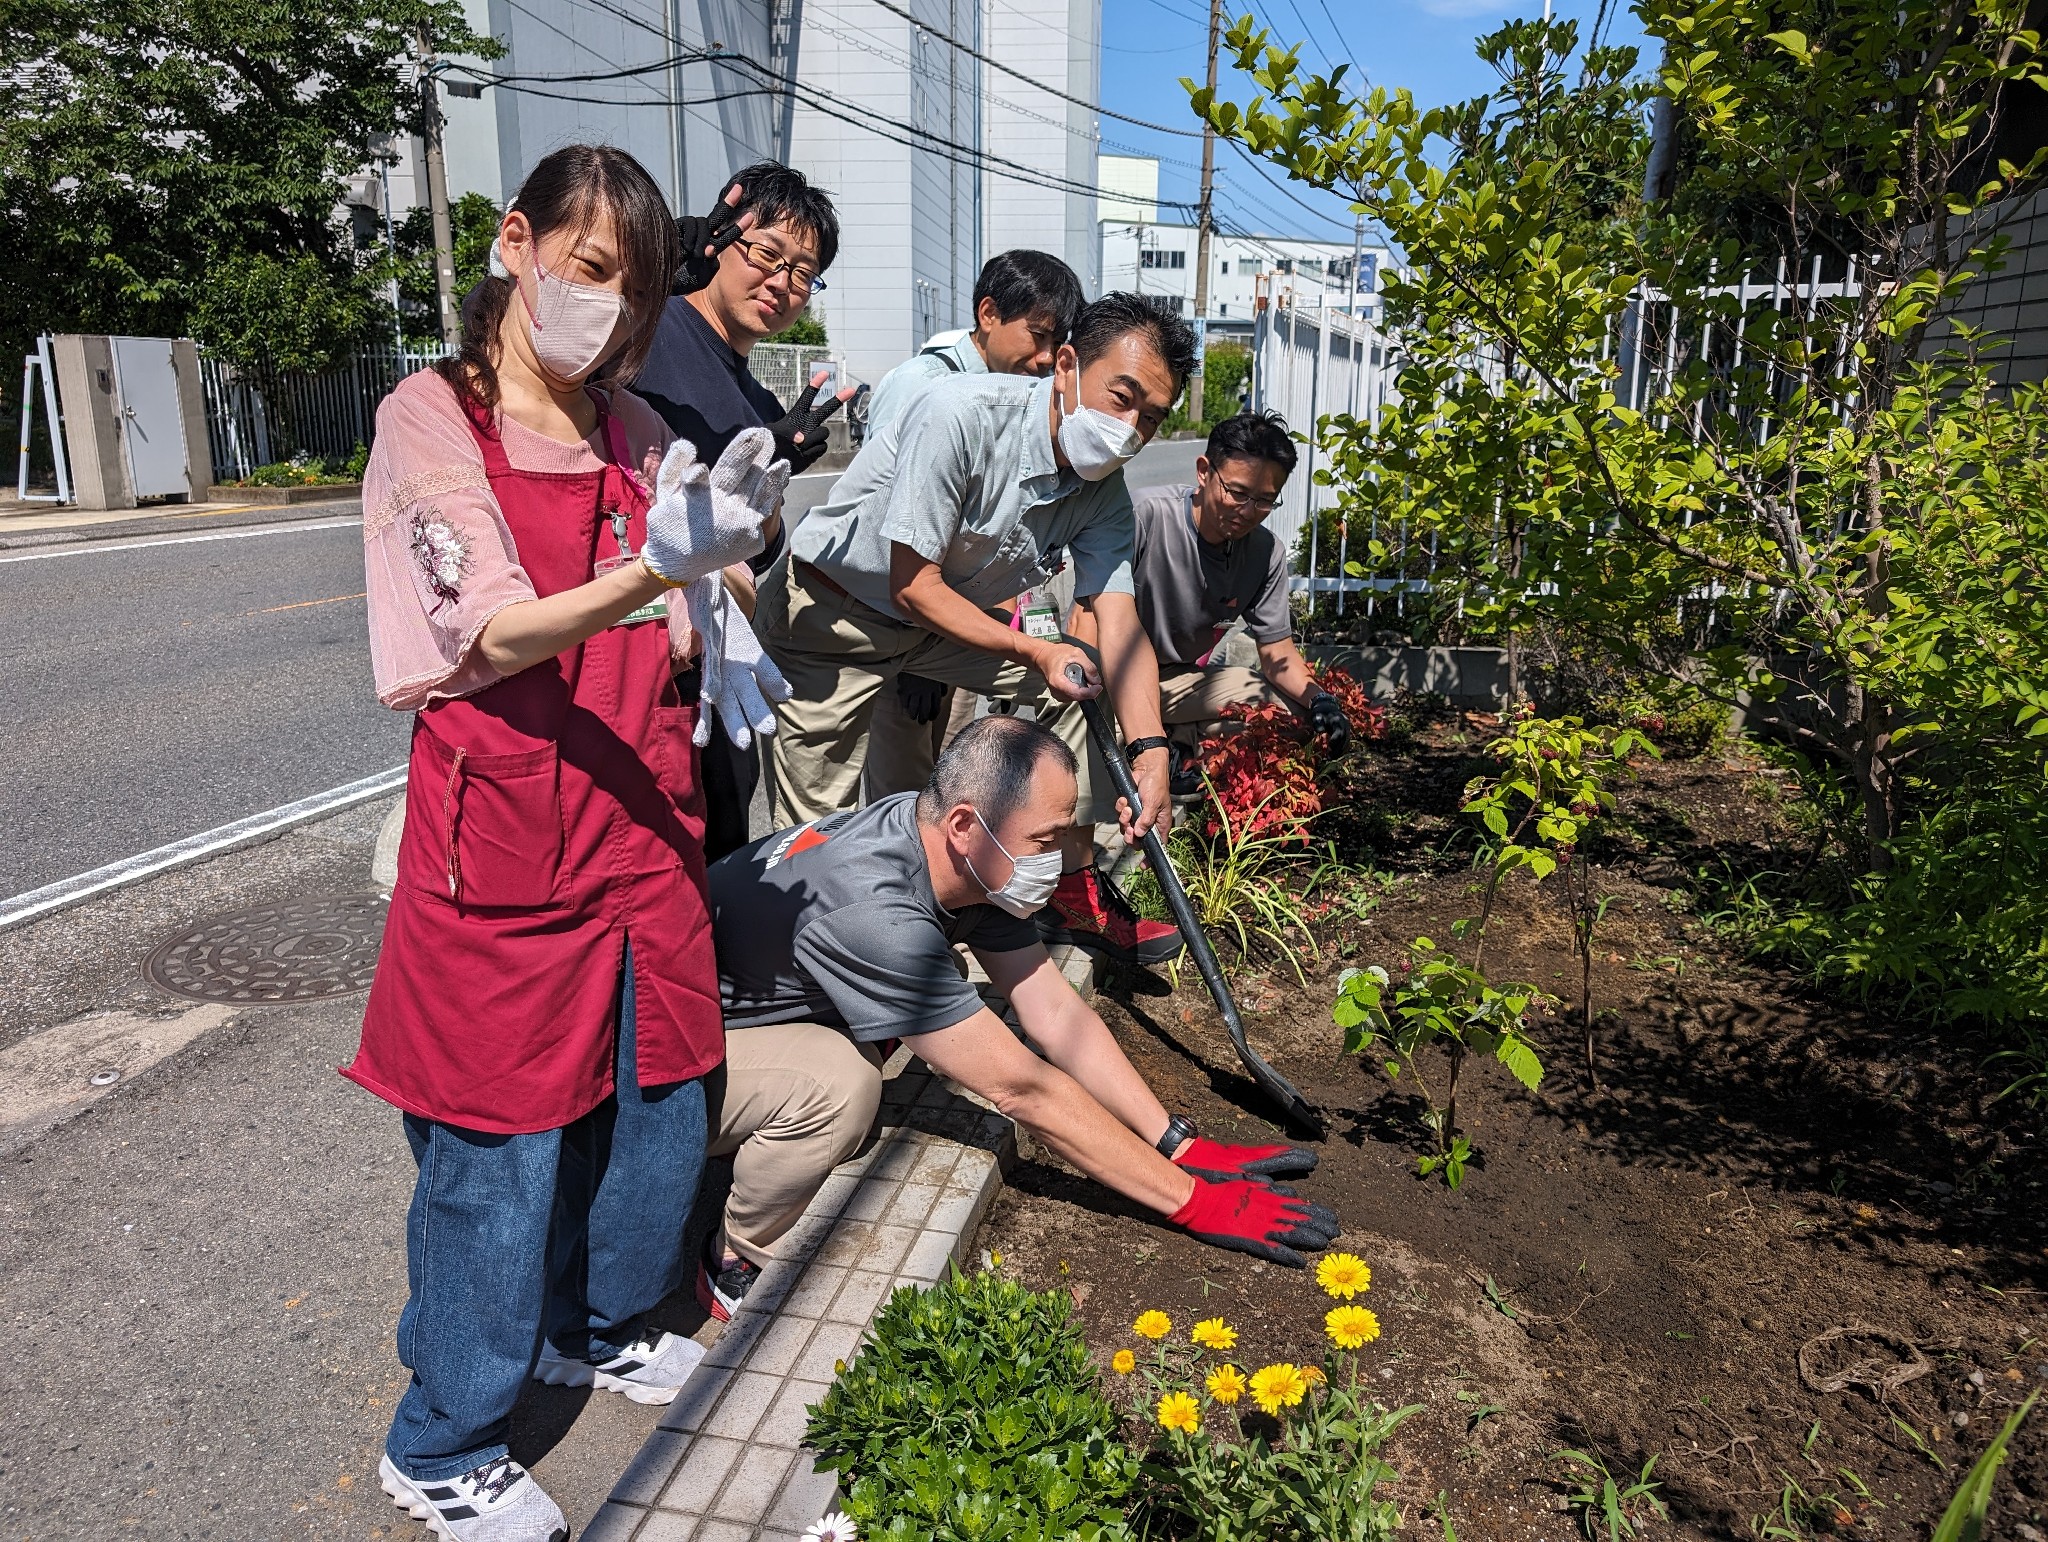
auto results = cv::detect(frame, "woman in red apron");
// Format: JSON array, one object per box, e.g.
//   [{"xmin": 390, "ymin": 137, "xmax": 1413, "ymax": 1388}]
[{"xmin": 346, "ymin": 145, "xmax": 789, "ymax": 1542}]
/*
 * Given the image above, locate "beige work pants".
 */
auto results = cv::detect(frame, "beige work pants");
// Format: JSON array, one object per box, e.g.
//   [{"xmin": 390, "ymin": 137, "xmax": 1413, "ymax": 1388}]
[
  {"xmin": 755, "ymin": 556, "xmax": 1112, "ymax": 827},
  {"xmin": 860, "ymin": 677, "xmax": 982, "ymax": 805},
  {"xmin": 1158, "ymin": 664, "xmax": 1286, "ymax": 746},
  {"xmin": 705, "ymin": 1023, "xmax": 885, "ymax": 1268}
]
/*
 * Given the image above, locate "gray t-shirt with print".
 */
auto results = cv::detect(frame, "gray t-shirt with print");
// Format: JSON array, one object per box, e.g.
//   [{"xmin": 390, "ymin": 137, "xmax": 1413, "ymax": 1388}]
[
  {"xmin": 1131, "ymin": 483, "xmax": 1294, "ymax": 667},
  {"xmin": 708, "ymin": 792, "xmax": 1041, "ymax": 1043}
]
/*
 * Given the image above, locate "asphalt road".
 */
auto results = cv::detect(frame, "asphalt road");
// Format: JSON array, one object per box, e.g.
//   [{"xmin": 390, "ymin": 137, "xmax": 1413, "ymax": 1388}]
[
  {"xmin": 0, "ymin": 437, "xmax": 1200, "ymax": 903},
  {"xmin": 0, "ymin": 519, "xmax": 404, "ymax": 898}
]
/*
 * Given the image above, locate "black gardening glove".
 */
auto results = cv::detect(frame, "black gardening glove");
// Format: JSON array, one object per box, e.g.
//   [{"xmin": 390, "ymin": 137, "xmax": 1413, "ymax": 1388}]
[
  {"xmin": 1308, "ymin": 692, "xmax": 1351, "ymax": 757},
  {"xmin": 1167, "ymin": 1177, "xmax": 1340, "ymax": 1269},
  {"xmin": 896, "ymin": 672, "xmax": 948, "ymax": 726},
  {"xmin": 673, "ymin": 179, "xmax": 748, "ymax": 296},
  {"xmin": 766, "ymin": 377, "xmax": 851, "ymax": 474}
]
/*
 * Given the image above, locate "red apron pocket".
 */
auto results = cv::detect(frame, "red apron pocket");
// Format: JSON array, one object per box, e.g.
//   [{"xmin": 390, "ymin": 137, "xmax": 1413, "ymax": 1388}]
[
  {"xmin": 651, "ymin": 705, "xmax": 707, "ymax": 846},
  {"xmin": 400, "ymin": 726, "xmax": 563, "ymax": 909}
]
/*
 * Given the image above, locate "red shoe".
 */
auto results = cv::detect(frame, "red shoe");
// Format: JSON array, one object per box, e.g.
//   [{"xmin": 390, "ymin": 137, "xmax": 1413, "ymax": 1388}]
[{"xmin": 1036, "ymin": 868, "xmax": 1184, "ymax": 966}]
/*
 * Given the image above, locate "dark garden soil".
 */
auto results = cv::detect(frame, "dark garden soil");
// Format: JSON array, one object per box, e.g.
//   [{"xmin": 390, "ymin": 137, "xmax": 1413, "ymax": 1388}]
[{"xmin": 980, "ymin": 729, "xmax": 2048, "ymax": 1540}]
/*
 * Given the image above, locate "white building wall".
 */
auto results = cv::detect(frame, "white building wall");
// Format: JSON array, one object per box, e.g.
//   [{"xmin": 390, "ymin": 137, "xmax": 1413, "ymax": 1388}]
[{"xmin": 982, "ymin": 0, "xmax": 1100, "ymax": 296}]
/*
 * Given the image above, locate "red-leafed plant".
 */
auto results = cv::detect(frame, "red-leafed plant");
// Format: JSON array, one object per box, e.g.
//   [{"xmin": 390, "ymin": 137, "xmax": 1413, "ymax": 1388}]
[{"xmin": 1195, "ymin": 666, "xmax": 1387, "ymax": 842}]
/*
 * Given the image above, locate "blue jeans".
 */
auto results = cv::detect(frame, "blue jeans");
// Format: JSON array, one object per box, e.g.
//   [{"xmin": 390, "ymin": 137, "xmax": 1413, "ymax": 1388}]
[{"xmin": 385, "ymin": 946, "xmax": 708, "ymax": 1482}]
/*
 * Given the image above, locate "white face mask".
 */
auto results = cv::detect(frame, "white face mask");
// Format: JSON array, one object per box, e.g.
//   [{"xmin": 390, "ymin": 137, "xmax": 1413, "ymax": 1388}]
[
  {"xmin": 495, "ymin": 237, "xmax": 627, "ymax": 382},
  {"xmin": 965, "ymin": 811, "xmax": 1065, "ymax": 918},
  {"xmin": 1055, "ymin": 369, "xmax": 1143, "ymax": 483}
]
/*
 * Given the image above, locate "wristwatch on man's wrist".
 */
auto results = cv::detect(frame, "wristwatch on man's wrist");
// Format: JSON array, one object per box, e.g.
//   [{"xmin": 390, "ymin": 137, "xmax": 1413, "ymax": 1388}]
[{"xmin": 1124, "ymin": 735, "xmax": 1171, "ymax": 760}]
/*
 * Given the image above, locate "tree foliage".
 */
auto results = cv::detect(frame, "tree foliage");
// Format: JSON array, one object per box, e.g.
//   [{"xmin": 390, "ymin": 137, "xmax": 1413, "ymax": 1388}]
[
  {"xmin": 0, "ymin": 0, "xmax": 493, "ymax": 373},
  {"xmin": 1190, "ymin": 0, "xmax": 2048, "ymax": 872}
]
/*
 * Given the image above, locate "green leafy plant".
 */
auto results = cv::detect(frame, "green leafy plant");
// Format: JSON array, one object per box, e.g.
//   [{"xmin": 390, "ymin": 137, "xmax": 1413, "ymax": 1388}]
[
  {"xmin": 1931, "ymin": 1391, "xmax": 2036, "ymax": 1542},
  {"xmin": 805, "ymin": 1269, "xmax": 1138, "ymax": 1541},
  {"xmin": 1332, "ymin": 940, "xmax": 1546, "ymax": 1186},
  {"xmin": 1461, "ymin": 711, "xmax": 1655, "ymax": 1086},
  {"xmin": 1132, "ymin": 788, "xmax": 1320, "ymax": 984},
  {"xmin": 1556, "ymin": 1448, "xmax": 1669, "ymax": 1541}
]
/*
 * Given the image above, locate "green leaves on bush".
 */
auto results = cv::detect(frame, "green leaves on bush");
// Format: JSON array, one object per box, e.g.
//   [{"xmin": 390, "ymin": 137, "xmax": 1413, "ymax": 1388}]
[{"xmin": 804, "ymin": 1270, "xmax": 1138, "ymax": 1542}]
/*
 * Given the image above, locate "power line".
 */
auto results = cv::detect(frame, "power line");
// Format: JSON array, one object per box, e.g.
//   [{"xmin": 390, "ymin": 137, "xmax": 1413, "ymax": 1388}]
[
  {"xmin": 1226, "ymin": 139, "xmax": 1357, "ymax": 234},
  {"xmin": 858, "ymin": 0, "xmax": 1206, "ymax": 137}
]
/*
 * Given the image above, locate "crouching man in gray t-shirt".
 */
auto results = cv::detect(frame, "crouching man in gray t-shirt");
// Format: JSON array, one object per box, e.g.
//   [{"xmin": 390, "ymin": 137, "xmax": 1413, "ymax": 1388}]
[
  {"xmin": 1076, "ymin": 411, "xmax": 1354, "ymax": 793},
  {"xmin": 691, "ymin": 714, "xmax": 1337, "ymax": 1321}
]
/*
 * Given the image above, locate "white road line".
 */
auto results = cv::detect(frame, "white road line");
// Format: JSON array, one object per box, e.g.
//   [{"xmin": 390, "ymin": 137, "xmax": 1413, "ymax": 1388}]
[
  {"xmin": 0, "ymin": 519, "xmax": 361, "ymax": 565},
  {"xmin": 0, "ymin": 765, "xmax": 407, "ymax": 933}
]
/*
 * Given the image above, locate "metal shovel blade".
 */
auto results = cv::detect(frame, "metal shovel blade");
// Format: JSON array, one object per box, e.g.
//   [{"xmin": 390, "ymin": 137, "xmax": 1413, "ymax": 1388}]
[{"xmin": 1069, "ymin": 684, "xmax": 1323, "ymax": 1137}]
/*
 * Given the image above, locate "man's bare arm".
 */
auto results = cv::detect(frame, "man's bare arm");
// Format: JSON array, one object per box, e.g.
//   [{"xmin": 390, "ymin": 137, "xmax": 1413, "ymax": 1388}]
[{"xmin": 911, "ymin": 1006, "xmax": 1195, "ymax": 1216}]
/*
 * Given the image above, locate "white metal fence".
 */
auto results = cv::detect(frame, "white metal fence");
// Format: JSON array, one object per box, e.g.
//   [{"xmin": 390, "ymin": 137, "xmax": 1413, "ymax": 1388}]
[
  {"xmin": 1258, "ymin": 264, "xmax": 1869, "ymax": 629},
  {"xmin": 200, "ymin": 344, "xmax": 449, "ymax": 482}
]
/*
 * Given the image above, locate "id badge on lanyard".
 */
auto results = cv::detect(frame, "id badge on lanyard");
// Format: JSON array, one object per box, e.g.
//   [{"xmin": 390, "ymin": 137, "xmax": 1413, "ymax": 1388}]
[{"xmin": 595, "ymin": 509, "xmax": 667, "ymax": 627}]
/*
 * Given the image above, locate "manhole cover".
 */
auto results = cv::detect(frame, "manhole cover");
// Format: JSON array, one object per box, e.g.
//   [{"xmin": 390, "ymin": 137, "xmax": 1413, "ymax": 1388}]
[{"xmin": 145, "ymin": 893, "xmax": 388, "ymax": 1004}]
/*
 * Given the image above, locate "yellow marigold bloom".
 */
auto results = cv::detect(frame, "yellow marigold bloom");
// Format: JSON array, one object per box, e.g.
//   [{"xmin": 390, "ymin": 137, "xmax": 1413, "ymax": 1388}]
[
  {"xmin": 1302, "ymin": 1365, "xmax": 1327, "ymax": 1386},
  {"xmin": 1190, "ymin": 1317, "xmax": 1237, "ymax": 1351},
  {"xmin": 1133, "ymin": 1310, "xmax": 1172, "ymax": 1340},
  {"xmin": 1325, "ymin": 1304, "xmax": 1381, "ymax": 1350},
  {"xmin": 1112, "ymin": 1349, "xmax": 1136, "ymax": 1375},
  {"xmin": 1157, "ymin": 1390, "xmax": 1202, "ymax": 1435},
  {"xmin": 1205, "ymin": 1364, "xmax": 1247, "ymax": 1405},
  {"xmin": 1248, "ymin": 1362, "xmax": 1309, "ymax": 1416},
  {"xmin": 1316, "ymin": 1252, "xmax": 1372, "ymax": 1300}
]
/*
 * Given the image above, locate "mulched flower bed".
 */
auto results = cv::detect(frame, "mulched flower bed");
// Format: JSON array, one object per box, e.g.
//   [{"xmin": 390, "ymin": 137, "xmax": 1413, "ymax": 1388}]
[{"xmin": 981, "ymin": 730, "xmax": 2048, "ymax": 1539}]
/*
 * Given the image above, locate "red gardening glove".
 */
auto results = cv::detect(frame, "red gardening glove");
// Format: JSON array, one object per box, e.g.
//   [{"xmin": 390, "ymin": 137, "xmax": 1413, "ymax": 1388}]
[
  {"xmin": 1167, "ymin": 1177, "xmax": 1340, "ymax": 1269},
  {"xmin": 1172, "ymin": 1135, "xmax": 1318, "ymax": 1185}
]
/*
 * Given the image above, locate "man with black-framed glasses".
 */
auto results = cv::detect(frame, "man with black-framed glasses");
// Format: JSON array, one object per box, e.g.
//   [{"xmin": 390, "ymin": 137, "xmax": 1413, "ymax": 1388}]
[
  {"xmin": 1114, "ymin": 410, "xmax": 1350, "ymax": 792},
  {"xmin": 636, "ymin": 162, "xmax": 857, "ymax": 858}
]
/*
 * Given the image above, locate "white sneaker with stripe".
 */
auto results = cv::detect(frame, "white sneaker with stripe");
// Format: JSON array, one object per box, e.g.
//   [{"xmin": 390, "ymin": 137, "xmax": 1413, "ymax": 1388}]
[
  {"xmin": 377, "ymin": 1453, "xmax": 567, "ymax": 1542},
  {"xmin": 532, "ymin": 1326, "xmax": 706, "ymax": 1405}
]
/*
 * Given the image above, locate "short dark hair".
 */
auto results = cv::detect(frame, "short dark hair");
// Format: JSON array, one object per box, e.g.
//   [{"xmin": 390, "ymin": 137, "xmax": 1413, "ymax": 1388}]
[
  {"xmin": 1072, "ymin": 292, "xmax": 1198, "ymax": 391},
  {"xmin": 732, "ymin": 161, "xmax": 840, "ymax": 273},
  {"xmin": 916, "ymin": 715, "xmax": 1077, "ymax": 826},
  {"xmin": 975, "ymin": 250, "xmax": 1085, "ymax": 341},
  {"xmin": 1205, "ymin": 410, "xmax": 1298, "ymax": 477}
]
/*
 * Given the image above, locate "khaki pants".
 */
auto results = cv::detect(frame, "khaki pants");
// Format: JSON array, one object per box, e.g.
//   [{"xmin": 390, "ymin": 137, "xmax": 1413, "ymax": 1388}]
[
  {"xmin": 1159, "ymin": 664, "xmax": 1286, "ymax": 747},
  {"xmin": 756, "ymin": 556, "xmax": 1112, "ymax": 827},
  {"xmin": 861, "ymin": 677, "xmax": 982, "ymax": 804},
  {"xmin": 705, "ymin": 1023, "xmax": 885, "ymax": 1268}
]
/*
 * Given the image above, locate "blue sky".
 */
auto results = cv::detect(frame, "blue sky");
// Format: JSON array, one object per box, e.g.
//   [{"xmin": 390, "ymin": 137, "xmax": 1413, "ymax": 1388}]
[{"xmin": 1097, "ymin": 0, "xmax": 1651, "ymax": 241}]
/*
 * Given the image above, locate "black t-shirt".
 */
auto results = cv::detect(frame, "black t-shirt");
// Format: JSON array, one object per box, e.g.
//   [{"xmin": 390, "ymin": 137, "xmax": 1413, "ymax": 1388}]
[
  {"xmin": 633, "ymin": 296, "xmax": 789, "ymax": 574},
  {"xmin": 708, "ymin": 794, "xmax": 1041, "ymax": 1042},
  {"xmin": 634, "ymin": 296, "xmax": 787, "ymax": 460}
]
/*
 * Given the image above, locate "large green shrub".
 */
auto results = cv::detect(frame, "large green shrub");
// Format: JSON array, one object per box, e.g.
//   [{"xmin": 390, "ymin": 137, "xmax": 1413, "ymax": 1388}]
[{"xmin": 805, "ymin": 1269, "xmax": 1138, "ymax": 1542}]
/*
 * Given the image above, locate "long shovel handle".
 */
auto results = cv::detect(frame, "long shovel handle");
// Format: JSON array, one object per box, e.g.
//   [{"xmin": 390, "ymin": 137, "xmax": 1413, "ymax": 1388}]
[{"xmin": 1066, "ymin": 671, "xmax": 1323, "ymax": 1137}]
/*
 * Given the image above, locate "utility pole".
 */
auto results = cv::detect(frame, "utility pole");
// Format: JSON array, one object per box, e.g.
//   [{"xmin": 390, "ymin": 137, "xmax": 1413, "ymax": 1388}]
[
  {"xmin": 417, "ymin": 28, "xmax": 461, "ymax": 349},
  {"xmin": 377, "ymin": 149, "xmax": 405, "ymax": 353},
  {"xmin": 1188, "ymin": 0, "xmax": 1222, "ymax": 423}
]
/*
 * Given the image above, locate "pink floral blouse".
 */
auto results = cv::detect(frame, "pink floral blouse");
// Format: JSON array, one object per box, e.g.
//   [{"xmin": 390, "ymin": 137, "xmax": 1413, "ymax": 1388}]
[{"xmin": 362, "ymin": 369, "xmax": 688, "ymax": 711}]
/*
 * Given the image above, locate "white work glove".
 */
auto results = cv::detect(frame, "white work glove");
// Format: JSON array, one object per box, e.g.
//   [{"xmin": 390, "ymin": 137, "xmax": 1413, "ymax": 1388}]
[
  {"xmin": 640, "ymin": 427, "xmax": 791, "ymax": 588},
  {"xmin": 684, "ymin": 575, "xmax": 792, "ymax": 749}
]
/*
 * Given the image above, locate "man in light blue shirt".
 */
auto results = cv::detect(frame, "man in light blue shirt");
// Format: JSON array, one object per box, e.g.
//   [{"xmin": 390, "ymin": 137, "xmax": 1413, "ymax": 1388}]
[
  {"xmin": 864, "ymin": 250, "xmax": 1084, "ymax": 439},
  {"xmin": 862, "ymin": 252, "xmax": 1086, "ymax": 798},
  {"xmin": 755, "ymin": 293, "xmax": 1196, "ymax": 967}
]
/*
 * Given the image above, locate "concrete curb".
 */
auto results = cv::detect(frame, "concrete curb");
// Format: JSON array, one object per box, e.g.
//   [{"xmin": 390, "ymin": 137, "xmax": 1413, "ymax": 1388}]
[{"xmin": 586, "ymin": 944, "xmax": 1099, "ymax": 1542}]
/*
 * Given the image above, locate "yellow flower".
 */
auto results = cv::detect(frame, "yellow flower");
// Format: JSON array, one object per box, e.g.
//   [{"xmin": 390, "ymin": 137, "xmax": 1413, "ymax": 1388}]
[
  {"xmin": 1248, "ymin": 1362, "xmax": 1310, "ymax": 1416},
  {"xmin": 1112, "ymin": 1349, "xmax": 1136, "ymax": 1375},
  {"xmin": 1316, "ymin": 1252, "xmax": 1372, "ymax": 1300},
  {"xmin": 1157, "ymin": 1390, "xmax": 1202, "ymax": 1435},
  {"xmin": 1325, "ymin": 1304, "xmax": 1381, "ymax": 1350},
  {"xmin": 1191, "ymin": 1317, "xmax": 1237, "ymax": 1352},
  {"xmin": 1302, "ymin": 1365, "xmax": 1328, "ymax": 1386},
  {"xmin": 1205, "ymin": 1364, "xmax": 1247, "ymax": 1405},
  {"xmin": 1133, "ymin": 1310, "xmax": 1172, "ymax": 1340}
]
